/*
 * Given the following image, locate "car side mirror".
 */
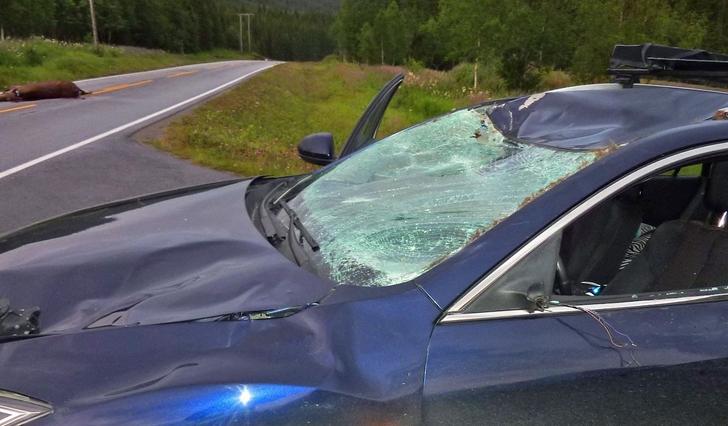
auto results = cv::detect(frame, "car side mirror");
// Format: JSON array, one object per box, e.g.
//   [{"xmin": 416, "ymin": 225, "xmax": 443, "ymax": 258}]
[
  {"xmin": 524, "ymin": 282, "xmax": 550, "ymax": 313},
  {"xmin": 298, "ymin": 133, "xmax": 336, "ymax": 166}
]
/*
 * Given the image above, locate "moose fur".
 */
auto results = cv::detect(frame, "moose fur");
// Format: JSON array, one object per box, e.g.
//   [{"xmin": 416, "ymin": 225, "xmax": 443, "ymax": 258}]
[
  {"xmin": 714, "ymin": 108, "xmax": 728, "ymax": 120},
  {"xmin": 0, "ymin": 81, "xmax": 90, "ymax": 102}
]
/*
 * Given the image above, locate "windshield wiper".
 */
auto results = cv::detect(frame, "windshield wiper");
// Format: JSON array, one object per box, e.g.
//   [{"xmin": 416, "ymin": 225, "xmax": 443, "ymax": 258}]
[
  {"xmin": 258, "ymin": 182, "xmax": 289, "ymax": 246},
  {"xmin": 276, "ymin": 199, "xmax": 320, "ymax": 252}
]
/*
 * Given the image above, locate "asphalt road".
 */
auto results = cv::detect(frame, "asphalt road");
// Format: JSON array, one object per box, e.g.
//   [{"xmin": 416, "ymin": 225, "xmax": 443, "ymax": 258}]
[{"xmin": 0, "ymin": 60, "xmax": 279, "ymax": 234}]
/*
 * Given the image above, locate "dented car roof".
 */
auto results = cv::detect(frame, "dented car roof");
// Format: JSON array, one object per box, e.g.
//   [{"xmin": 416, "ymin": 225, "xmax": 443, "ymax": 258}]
[{"xmin": 488, "ymin": 83, "xmax": 728, "ymax": 150}]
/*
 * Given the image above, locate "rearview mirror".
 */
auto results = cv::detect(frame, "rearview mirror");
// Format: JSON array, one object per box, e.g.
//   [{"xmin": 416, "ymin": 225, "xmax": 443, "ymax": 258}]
[{"xmin": 298, "ymin": 133, "xmax": 336, "ymax": 166}]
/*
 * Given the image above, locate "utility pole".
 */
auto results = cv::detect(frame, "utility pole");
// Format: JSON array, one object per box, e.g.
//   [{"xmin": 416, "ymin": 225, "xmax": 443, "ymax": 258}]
[
  {"xmin": 237, "ymin": 13, "xmax": 254, "ymax": 54},
  {"xmin": 88, "ymin": 0, "xmax": 99, "ymax": 48},
  {"xmin": 238, "ymin": 14, "xmax": 244, "ymax": 53},
  {"xmin": 247, "ymin": 14, "xmax": 253, "ymax": 53}
]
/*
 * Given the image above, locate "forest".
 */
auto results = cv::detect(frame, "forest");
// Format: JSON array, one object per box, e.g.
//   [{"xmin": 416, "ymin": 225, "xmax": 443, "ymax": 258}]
[
  {"xmin": 0, "ymin": 0, "xmax": 336, "ymax": 61},
  {"xmin": 334, "ymin": 0, "xmax": 728, "ymax": 88},
  {"xmin": 5, "ymin": 0, "xmax": 728, "ymax": 89}
]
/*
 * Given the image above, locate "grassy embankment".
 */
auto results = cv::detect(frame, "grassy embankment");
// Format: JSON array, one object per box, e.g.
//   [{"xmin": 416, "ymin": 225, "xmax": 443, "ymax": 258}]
[
  {"xmin": 0, "ymin": 38, "xmax": 575, "ymax": 177},
  {"xmin": 153, "ymin": 60, "xmax": 556, "ymax": 177},
  {"xmin": 0, "ymin": 37, "xmax": 249, "ymax": 88}
]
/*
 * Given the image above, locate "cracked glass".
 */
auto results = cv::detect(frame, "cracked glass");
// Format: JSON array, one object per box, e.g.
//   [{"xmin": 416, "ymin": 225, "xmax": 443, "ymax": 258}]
[{"xmin": 289, "ymin": 107, "xmax": 598, "ymax": 287}]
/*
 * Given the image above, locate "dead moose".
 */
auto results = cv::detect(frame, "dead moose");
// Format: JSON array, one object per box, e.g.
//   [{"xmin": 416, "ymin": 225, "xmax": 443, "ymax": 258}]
[{"xmin": 0, "ymin": 81, "xmax": 90, "ymax": 102}]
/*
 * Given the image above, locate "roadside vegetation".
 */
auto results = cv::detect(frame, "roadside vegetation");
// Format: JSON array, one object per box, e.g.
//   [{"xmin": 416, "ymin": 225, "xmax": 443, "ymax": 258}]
[
  {"xmin": 2, "ymin": 0, "xmax": 334, "ymax": 62},
  {"xmin": 153, "ymin": 60, "xmax": 571, "ymax": 177},
  {"xmin": 0, "ymin": 38, "xmax": 247, "ymax": 88},
  {"xmin": 6, "ymin": 0, "xmax": 728, "ymax": 91},
  {"xmin": 6, "ymin": 0, "xmax": 727, "ymax": 178},
  {"xmin": 334, "ymin": 0, "xmax": 713, "ymax": 90}
]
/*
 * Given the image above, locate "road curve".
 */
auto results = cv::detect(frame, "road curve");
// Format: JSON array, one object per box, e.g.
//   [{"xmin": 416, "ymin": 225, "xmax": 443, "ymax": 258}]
[{"xmin": 0, "ymin": 60, "xmax": 279, "ymax": 234}]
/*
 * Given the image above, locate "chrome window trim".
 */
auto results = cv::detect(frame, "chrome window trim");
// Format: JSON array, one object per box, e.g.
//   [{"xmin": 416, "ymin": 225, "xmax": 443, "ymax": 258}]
[
  {"xmin": 551, "ymin": 82, "xmax": 728, "ymax": 96},
  {"xmin": 441, "ymin": 294, "xmax": 725, "ymax": 323},
  {"xmin": 444, "ymin": 142, "xmax": 728, "ymax": 321}
]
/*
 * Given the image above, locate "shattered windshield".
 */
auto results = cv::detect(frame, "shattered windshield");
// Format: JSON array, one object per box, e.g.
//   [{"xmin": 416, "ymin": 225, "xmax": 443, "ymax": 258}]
[{"xmin": 288, "ymin": 107, "xmax": 597, "ymax": 287}]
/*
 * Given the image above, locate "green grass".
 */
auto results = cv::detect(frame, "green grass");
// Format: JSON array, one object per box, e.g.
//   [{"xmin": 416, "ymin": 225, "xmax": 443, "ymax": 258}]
[
  {"xmin": 0, "ymin": 37, "xmax": 250, "ymax": 88},
  {"xmin": 153, "ymin": 61, "xmax": 496, "ymax": 177}
]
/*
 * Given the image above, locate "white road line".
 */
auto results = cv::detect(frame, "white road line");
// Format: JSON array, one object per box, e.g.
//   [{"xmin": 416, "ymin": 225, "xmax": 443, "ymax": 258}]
[
  {"xmin": 0, "ymin": 62, "xmax": 279, "ymax": 180},
  {"xmin": 75, "ymin": 60, "xmax": 246, "ymax": 84}
]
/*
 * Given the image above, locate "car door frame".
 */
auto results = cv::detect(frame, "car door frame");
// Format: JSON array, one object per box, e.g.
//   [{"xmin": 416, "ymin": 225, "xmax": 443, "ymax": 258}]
[
  {"xmin": 338, "ymin": 74, "xmax": 404, "ymax": 159},
  {"xmin": 441, "ymin": 140, "xmax": 728, "ymax": 322},
  {"xmin": 421, "ymin": 140, "xmax": 728, "ymax": 424}
]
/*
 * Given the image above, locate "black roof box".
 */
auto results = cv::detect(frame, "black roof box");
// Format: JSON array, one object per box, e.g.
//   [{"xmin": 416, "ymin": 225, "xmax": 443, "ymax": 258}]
[{"xmin": 608, "ymin": 43, "xmax": 728, "ymax": 87}]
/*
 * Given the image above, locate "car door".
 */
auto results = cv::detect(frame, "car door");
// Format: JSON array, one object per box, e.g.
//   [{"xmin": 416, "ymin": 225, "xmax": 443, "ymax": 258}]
[
  {"xmin": 422, "ymin": 145, "xmax": 728, "ymax": 424},
  {"xmin": 339, "ymin": 74, "xmax": 404, "ymax": 158}
]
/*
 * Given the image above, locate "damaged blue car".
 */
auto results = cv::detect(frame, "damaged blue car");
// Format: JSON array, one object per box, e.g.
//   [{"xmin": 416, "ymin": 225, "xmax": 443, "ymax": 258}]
[{"xmin": 4, "ymin": 44, "xmax": 728, "ymax": 424}]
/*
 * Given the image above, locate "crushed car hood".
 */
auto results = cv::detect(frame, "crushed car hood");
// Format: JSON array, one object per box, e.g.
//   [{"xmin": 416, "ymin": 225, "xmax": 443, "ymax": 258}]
[
  {"xmin": 0, "ymin": 180, "xmax": 333, "ymax": 334},
  {"xmin": 488, "ymin": 84, "xmax": 728, "ymax": 150}
]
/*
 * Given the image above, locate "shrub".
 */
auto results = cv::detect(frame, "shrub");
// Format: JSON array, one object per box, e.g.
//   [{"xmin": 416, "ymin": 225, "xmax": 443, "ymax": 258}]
[
  {"xmin": 321, "ymin": 54, "xmax": 340, "ymax": 64},
  {"xmin": 539, "ymin": 69, "xmax": 574, "ymax": 91},
  {"xmin": 0, "ymin": 49, "xmax": 20, "ymax": 67},
  {"xmin": 404, "ymin": 58, "xmax": 425, "ymax": 72},
  {"xmin": 447, "ymin": 62, "xmax": 507, "ymax": 97},
  {"xmin": 393, "ymin": 85, "xmax": 454, "ymax": 118},
  {"xmin": 22, "ymin": 45, "xmax": 45, "ymax": 66}
]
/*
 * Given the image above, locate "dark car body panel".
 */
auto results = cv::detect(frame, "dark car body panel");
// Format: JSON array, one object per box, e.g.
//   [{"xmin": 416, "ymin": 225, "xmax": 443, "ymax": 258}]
[
  {"xmin": 4, "ymin": 83, "xmax": 728, "ymax": 424},
  {"xmin": 489, "ymin": 84, "xmax": 728, "ymax": 150},
  {"xmin": 0, "ymin": 180, "xmax": 333, "ymax": 333},
  {"xmin": 425, "ymin": 299, "xmax": 728, "ymax": 424},
  {"xmin": 0, "ymin": 287, "xmax": 438, "ymax": 425}
]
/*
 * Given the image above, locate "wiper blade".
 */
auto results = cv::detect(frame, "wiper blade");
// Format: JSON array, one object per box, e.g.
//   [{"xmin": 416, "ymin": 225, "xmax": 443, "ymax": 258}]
[
  {"xmin": 201, "ymin": 302, "xmax": 321, "ymax": 323},
  {"xmin": 259, "ymin": 182, "xmax": 289, "ymax": 246},
  {"xmin": 277, "ymin": 199, "xmax": 320, "ymax": 252}
]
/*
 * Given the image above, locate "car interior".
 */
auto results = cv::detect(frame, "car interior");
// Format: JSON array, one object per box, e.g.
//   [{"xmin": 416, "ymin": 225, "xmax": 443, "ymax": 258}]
[{"xmin": 555, "ymin": 159, "xmax": 728, "ymax": 299}]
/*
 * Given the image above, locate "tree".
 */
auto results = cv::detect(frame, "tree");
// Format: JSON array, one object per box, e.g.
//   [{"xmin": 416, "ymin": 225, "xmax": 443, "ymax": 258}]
[
  {"xmin": 376, "ymin": 1, "xmax": 410, "ymax": 65},
  {"xmin": 95, "ymin": 0, "xmax": 127, "ymax": 44},
  {"xmin": 434, "ymin": 0, "xmax": 503, "ymax": 88},
  {"xmin": 332, "ymin": 0, "xmax": 359, "ymax": 61},
  {"xmin": 357, "ymin": 22, "xmax": 378, "ymax": 63},
  {"xmin": 5, "ymin": 0, "xmax": 727, "ymax": 83}
]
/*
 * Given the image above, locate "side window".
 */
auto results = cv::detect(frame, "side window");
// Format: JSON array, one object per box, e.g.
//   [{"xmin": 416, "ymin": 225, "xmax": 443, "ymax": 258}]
[
  {"xmin": 465, "ymin": 234, "xmax": 561, "ymax": 313},
  {"xmin": 464, "ymin": 159, "xmax": 725, "ymax": 314},
  {"xmin": 661, "ymin": 163, "xmax": 703, "ymax": 177},
  {"xmin": 678, "ymin": 164, "xmax": 703, "ymax": 177}
]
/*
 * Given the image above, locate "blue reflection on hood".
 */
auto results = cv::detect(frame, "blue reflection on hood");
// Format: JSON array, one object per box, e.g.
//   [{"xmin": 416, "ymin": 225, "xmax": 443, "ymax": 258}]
[
  {"xmin": 82, "ymin": 384, "xmax": 316, "ymax": 425},
  {"xmin": 184, "ymin": 384, "xmax": 315, "ymax": 423}
]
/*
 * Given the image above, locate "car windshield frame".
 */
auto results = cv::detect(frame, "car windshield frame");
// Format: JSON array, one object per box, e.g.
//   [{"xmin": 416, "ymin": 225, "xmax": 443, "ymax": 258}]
[{"xmin": 284, "ymin": 106, "xmax": 600, "ymax": 288}]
